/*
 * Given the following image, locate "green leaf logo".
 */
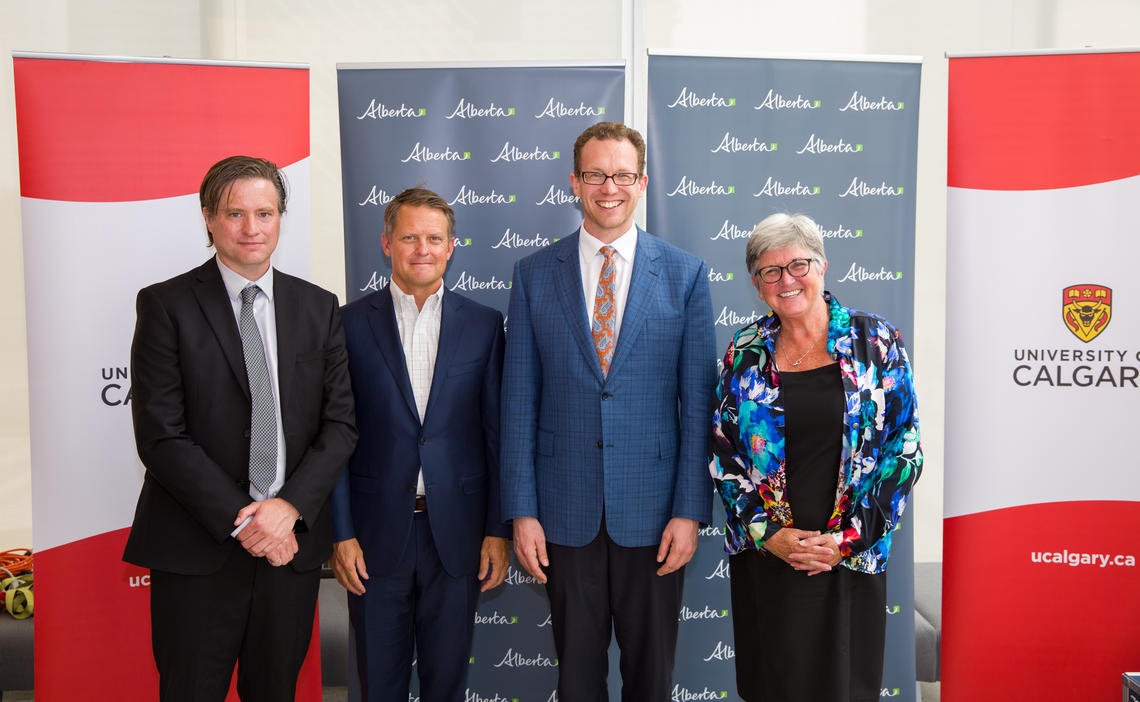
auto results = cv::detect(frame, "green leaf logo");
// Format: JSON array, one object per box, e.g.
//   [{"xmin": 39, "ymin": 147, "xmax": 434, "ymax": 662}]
[
  {"xmin": 463, "ymin": 238, "xmax": 472, "ymax": 245},
  {"xmin": 726, "ymin": 273, "xmax": 734, "ymax": 280},
  {"xmin": 770, "ymin": 142, "xmax": 778, "ymax": 151},
  {"xmin": 469, "ymin": 656, "xmax": 475, "ymax": 664},
  {"xmin": 895, "ymin": 272, "xmax": 904, "ymax": 280},
  {"xmin": 813, "ymin": 99, "xmax": 822, "ymax": 107},
  {"xmin": 507, "ymin": 107, "xmax": 516, "ymax": 115},
  {"xmin": 856, "ymin": 144, "xmax": 863, "ymax": 152},
  {"xmin": 508, "ymin": 195, "xmax": 516, "ymax": 203},
  {"xmin": 463, "ymin": 151, "xmax": 471, "ymax": 160},
  {"xmin": 812, "ymin": 186, "xmax": 820, "ymax": 194},
  {"xmin": 553, "ymin": 151, "xmax": 560, "ymax": 159},
  {"xmin": 728, "ymin": 97, "xmax": 736, "ymax": 106},
  {"xmin": 598, "ymin": 106, "xmax": 606, "ymax": 114},
  {"xmin": 727, "ymin": 186, "xmax": 735, "ymax": 194},
  {"xmin": 855, "ymin": 229, "xmax": 863, "ymax": 238},
  {"xmin": 510, "ymin": 616, "xmax": 518, "ymax": 623},
  {"xmin": 897, "ymin": 101, "xmax": 904, "ymax": 109},
  {"xmin": 897, "ymin": 186, "xmax": 904, "ymax": 194},
  {"xmin": 418, "ymin": 108, "xmax": 426, "ymax": 116}
]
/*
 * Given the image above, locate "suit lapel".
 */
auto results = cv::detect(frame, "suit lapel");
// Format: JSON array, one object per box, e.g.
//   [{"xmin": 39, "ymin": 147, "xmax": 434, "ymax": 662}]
[
  {"xmin": 369, "ymin": 286, "xmax": 420, "ymax": 422},
  {"xmin": 274, "ymin": 272, "xmax": 297, "ymax": 414},
  {"xmin": 608, "ymin": 229, "xmax": 660, "ymax": 379},
  {"xmin": 191, "ymin": 259, "xmax": 249, "ymax": 401},
  {"xmin": 554, "ymin": 233, "xmax": 605, "ymax": 384},
  {"xmin": 423, "ymin": 289, "xmax": 462, "ymax": 421}
]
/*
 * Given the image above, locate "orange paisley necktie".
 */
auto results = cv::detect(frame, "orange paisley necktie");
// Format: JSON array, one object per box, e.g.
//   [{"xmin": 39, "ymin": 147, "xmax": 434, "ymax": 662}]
[{"xmin": 591, "ymin": 245, "xmax": 617, "ymax": 376}]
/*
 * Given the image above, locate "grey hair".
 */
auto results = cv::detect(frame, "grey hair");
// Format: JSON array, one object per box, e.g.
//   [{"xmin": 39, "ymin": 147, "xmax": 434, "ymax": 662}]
[{"xmin": 744, "ymin": 213, "xmax": 827, "ymax": 277}]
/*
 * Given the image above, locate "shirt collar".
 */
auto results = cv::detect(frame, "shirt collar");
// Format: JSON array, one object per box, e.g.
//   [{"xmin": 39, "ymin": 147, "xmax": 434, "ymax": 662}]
[
  {"xmin": 579, "ymin": 222, "xmax": 637, "ymax": 263},
  {"xmin": 217, "ymin": 256, "xmax": 274, "ymax": 303},
  {"xmin": 390, "ymin": 280, "xmax": 445, "ymax": 314}
]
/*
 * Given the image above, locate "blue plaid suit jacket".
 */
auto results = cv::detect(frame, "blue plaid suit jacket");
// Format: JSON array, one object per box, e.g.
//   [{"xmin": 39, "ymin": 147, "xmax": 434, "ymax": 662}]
[{"xmin": 501, "ymin": 228, "xmax": 717, "ymax": 548}]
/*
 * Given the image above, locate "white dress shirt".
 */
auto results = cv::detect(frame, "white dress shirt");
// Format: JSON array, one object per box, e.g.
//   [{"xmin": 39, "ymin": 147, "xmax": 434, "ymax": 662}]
[
  {"xmin": 218, "ymin": 258, "xmax": 288, "ymax": 536},
  {"xmin": 579, "ymin": 222, "xmax": 638, "ymax": 336},
  {"xmin": 391, "ymin": 282, "xmax": 445, "ymax": 497}
]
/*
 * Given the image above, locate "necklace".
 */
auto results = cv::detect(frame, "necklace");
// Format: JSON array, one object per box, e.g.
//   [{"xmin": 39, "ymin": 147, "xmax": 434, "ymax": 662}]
[{"xmin": 780, "ymin": 327, "xmax": 825, "ymax": 368}]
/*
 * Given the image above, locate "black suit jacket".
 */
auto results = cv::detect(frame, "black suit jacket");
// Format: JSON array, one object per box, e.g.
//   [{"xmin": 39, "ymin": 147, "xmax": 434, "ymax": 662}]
[{"xmin": 123, "ymin": 258, "xmax": 358, "ymax": 574}]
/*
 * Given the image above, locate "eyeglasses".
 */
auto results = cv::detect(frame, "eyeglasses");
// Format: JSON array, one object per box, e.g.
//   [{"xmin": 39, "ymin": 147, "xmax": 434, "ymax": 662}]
[
  {"xmin": 578, "ymin": 171, "xmax": 640, "ymax": 186},
  {"xmin": 753, "ymin": 258, "xmax": 816, "ymax": 284}
]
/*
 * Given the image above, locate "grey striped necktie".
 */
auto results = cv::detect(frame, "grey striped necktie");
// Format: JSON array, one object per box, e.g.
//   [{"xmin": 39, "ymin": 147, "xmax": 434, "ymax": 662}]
[{"xmin": 239, "ymin": 284, "xmax": 277, "ymax": 494}]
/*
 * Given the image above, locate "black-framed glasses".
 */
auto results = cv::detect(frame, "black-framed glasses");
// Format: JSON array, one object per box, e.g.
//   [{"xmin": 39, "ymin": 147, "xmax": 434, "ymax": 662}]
[
  {"xmin": 578, "ymin": 171, "xmax": 640, "ymax": 186},
  {"xmin": 754, "ymin": 258, "xmax": 816, "ymax": 284}
]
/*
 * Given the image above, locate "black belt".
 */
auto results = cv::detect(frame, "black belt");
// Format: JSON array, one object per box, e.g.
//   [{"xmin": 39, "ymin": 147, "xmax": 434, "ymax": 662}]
[{"xmin": 414, "ymin": 495, "xmax": 427, "ymax": 513}]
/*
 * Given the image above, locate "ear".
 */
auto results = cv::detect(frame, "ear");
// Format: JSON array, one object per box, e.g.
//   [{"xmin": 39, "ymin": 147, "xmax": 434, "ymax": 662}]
[{"xmin": 380, "ymin": 232, "xmax": 392, "ymax": 258}]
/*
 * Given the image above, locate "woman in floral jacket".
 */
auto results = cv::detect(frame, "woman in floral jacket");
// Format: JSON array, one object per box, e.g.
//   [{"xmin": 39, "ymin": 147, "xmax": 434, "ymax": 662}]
[{"xmin": 709, "ymin": 213, "xmax": 921, "ymax": 702}]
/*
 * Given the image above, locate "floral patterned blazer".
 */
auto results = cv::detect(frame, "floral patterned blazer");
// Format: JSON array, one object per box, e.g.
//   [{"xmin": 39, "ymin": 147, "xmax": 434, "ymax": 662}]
[{"xmin": 708, "ymin": 292, "xmax": 922, "ymax": 573}]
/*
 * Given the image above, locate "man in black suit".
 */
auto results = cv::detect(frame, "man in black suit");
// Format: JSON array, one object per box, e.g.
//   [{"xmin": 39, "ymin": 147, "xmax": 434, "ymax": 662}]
[{"xmin": 124, "ymin": 155, "xmax": 358, "ymax": 702}]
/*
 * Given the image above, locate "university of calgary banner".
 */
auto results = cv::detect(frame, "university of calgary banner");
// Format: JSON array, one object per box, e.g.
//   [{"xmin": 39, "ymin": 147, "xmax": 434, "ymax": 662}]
[
  {"xmin": 13, "ymin": 53, "xmax": 314, "ymax": 701},
  {"xmin": 945, "ymin": 50, "xmax": 1140, "ymax": 701}
]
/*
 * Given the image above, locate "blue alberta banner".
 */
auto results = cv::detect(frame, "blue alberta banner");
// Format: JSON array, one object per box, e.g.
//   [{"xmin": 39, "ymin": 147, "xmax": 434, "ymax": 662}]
[
  {"xmin": 647, "ymin": 52, "xmax": 922, "ymax": 702},
  {"xmin": 336, "ymin": 61, "xmax": 624, "ymax": 701}
]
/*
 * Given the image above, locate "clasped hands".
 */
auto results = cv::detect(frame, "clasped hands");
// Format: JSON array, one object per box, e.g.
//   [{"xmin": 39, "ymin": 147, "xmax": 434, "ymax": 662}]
[
  {"xmin": 764, "ymin": 527, "xmax": 842, "ymax": 575},
  {"xmin": 234, "ymin": 498, "xmax": 300, "ymax": 567}
]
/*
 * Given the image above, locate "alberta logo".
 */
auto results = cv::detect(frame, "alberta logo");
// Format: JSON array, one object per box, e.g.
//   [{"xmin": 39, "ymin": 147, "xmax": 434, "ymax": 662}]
[{"xmin": 1062, "ymin": 284, "xmax": 1111, "ymax": 342}]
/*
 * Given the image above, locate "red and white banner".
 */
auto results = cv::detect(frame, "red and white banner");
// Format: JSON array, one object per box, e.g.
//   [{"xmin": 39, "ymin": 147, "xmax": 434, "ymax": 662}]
[
  {"xmin": 945, "ymin": 50, "xmax": 1140, "ymax": 701},
  {"xmin": 14, "ymin": 53, "xmax": 315, "ymax": 701}
]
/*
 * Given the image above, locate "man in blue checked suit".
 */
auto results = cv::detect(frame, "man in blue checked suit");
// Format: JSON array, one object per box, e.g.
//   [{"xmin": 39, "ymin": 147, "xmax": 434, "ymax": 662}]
[{"xmin": 501, "ymin": 122, "xmax": 717, "ymax": 701}]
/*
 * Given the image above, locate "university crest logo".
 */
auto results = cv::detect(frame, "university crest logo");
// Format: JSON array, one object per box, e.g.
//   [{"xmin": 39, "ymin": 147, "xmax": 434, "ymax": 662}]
[{"xmin": 1062, "ymin": 284, "xmax": 1111, "ymax": 342}]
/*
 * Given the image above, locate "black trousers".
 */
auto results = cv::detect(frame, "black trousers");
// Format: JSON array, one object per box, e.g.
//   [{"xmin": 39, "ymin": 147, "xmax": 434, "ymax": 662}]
[
  {"xmin": 545, "ymin": 526, "xmax": 684, "ymax": 702},
  {"xmin": 149, "ymin": 545, "xmax": 321, "ymax": 702}
]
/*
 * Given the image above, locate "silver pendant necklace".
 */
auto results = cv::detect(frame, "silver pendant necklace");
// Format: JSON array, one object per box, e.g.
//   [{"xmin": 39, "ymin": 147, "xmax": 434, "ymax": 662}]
[{"xmin": 780, "ymin": 327, "xmax": 824, "ymax": 368}]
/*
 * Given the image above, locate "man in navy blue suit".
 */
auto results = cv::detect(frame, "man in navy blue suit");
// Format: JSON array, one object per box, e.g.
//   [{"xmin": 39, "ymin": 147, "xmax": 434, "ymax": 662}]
[
  {"xmin": 329, "ymin": 188, "xmax": 510, "ymax": 702},
  {"xmin": 501, "ymin": 122, "xmax": 717, "ymax": 700}
]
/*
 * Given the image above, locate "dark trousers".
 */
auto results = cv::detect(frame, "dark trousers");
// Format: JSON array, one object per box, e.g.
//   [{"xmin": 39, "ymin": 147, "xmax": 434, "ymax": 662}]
[
  {"xmin": 149, "ymin": 545, "xmax": 321, "ymax": 702},
  {"xmin": 348, "ymin": 511, "xmax": 480, "ymax": 702},
  {"xmin": 545, "ymin": 526, "xmax": 684, "ymax": 702}
]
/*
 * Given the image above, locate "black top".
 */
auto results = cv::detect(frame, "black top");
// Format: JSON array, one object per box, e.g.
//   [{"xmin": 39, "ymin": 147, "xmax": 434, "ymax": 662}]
[{"xmin": 781, "ymin": 362, "xmax": 844, "ymax": 532}]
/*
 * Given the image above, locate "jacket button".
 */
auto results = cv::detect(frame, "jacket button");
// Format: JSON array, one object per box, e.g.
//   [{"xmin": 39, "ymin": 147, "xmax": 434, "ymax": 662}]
[
  {"xmin": 596, "ymin": 440, "xmax": 603, "ymax": 449},
  {"xmin": 242, "ymin": 429, "xmax": 251, "ymax": 438},
  {"xmin": 602, "ymin": 392, "xmax": 612, "ymax": 400},
  {"xmin": 420, "ymin": 437, "xmax": 427, "ymax": 445}
]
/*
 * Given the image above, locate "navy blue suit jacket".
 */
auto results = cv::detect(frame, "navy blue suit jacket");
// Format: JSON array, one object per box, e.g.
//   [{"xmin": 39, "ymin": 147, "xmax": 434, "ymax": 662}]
[
  {"xmin": 500, "ymin": 229, "xmax": 717, "ymax": 548},
  {"xmin": 331, "ymin": 285, "xmax": 509, "ymax": 578}
]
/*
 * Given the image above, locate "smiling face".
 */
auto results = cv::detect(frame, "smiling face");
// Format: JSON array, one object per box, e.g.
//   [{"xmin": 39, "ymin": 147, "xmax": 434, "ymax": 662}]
[
  {"xmin": 382, "ymin": 203, "xmax": 454, "ymax": 306},
  {"xmin": 570, "ymin": 137, "xmax": 647, "ymax": 243},
  {"xmin": 204, "ymin": 177, "xmax": 281, "ymax": 280},
  {"xmin": 752, "ymin": 246, "xmax": 827, "ymax": 322}
]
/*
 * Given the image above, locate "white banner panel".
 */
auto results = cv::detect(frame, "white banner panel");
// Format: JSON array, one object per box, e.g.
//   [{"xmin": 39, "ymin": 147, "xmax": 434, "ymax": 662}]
[
  {"xmin": 944, "ymin": 50, "xmax": 1140, "ymax": 702},
  {"xmin": 15, "ymin": 54, "xmax": 314, "ymax": 701}
]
